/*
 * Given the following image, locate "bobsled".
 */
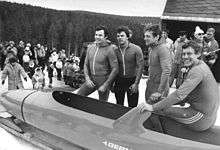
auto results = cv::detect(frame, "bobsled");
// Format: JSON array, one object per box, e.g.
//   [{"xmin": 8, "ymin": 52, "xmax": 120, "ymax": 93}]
[{"xmin": 1, "ymin": 89, "xmax": 220, "ymax": 150}]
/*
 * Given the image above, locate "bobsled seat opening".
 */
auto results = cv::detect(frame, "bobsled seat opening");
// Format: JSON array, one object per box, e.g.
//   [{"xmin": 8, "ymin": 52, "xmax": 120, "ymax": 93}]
[{"xmin": 52, "ymin": 91, "xmax": 131, "ymax": 120}]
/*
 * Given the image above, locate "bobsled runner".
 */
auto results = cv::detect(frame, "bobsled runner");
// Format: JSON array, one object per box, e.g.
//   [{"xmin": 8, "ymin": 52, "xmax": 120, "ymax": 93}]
[{"xmin": 1, "ymin": 89, "xmax": 220, "ymax": 150}]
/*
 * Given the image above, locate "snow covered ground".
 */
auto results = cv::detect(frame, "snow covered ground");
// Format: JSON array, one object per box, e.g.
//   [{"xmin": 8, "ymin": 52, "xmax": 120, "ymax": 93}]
[{"xmin": 0, "ymin": 71, "xmax": 219, "ymax": 149}]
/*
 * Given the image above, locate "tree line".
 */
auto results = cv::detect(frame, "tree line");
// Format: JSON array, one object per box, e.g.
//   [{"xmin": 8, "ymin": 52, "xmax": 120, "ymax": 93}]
[{"xmin": 0, "ymin": 1, "xmax": 160, "ymax": 56}]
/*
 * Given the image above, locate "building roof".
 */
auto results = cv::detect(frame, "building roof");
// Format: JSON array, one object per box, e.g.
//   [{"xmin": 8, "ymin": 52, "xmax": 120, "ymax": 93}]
[{"xmin": 161, "ymin": 0, "xmax": 220, "ymax": 23}]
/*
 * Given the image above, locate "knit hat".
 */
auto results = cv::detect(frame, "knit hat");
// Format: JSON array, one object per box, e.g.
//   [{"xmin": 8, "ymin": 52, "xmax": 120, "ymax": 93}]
[{"xmin": 194, "ymin": 26, "xmax": 204, "ymax": 35}]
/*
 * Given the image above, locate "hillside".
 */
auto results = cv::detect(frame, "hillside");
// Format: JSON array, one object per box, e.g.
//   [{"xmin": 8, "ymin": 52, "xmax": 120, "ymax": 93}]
[{"xmin": 0, "ymin": 1, "xmax": 160, "ymax": 55}]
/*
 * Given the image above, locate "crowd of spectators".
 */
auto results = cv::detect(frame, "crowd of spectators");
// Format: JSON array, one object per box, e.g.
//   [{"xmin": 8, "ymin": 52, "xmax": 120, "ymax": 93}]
[{"xmin": 0, "ymin": 40, "xmax": 83, "ymax": 89}]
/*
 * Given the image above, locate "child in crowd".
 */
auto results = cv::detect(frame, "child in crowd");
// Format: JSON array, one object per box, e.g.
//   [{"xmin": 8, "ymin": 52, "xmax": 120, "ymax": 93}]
[
  {"xmin": 55, "ymin": 58, "xmax": 63, "ymax": 80},
  {"xmin": 26, "ymin": 59, "xmax": 36, "ymax": 79},
  {"xmin": 63, "ymin": 59, "xmax": 70, "ymax": 85},
  {"xmin": 32, "ymin": 67, "xmax": 45, "ymax": 90},
  {"xmin": 66, "ymin": 60, "xmax": 74, "ymax": 87},
  {"xmin": 22, "ymin": 47, "xmax": 32, "ymax": 72},
  {"xmin": 47, "ymin": 56, "xmax": 54, "ymax": 88}
]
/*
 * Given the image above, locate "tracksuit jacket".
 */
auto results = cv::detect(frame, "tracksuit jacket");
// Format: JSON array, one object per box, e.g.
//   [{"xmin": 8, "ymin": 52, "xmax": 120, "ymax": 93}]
[{"xmin": 84, "ymin": 40, "xmax": 118, "ymax": 86}]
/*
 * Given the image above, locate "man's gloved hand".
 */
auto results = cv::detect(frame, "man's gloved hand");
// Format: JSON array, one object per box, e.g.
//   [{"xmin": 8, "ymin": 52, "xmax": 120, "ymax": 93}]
[
  {"xmin": 110, "ymin": 83, "xmax": 115, "ymax": 93},
  {"xmin": 149, "ymin": 92, "xmax": 162, "ymax": 104},
  {"xmin": 138, "ymin": 102, "xmax": 153, "ymax": 113},
  {"xmin": 85, "ymin": 77, "xmax": 95, "ymax": 88},
  {"xmin": 98, "ymin": 84, "xmax": 108, "ymax": 93},
  {"xmin": 1, "ymin": 80, "xmax": 5, "ymax": 85},
  {"xmin": 24, "ymin": 77, "xmax": 27, "ymax": 82},
  {"xmin": 129, "ymin": 83, "xmax": 138, "ymax": 94},
  {"xmin": 208, "ymin": 59, "xmax": 216, "ymax": 65}
]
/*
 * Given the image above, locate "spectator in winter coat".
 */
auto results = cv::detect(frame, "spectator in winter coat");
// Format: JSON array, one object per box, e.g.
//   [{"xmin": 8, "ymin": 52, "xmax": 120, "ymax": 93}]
[
  {"xmin": 32, "ymin": 67, "xmax": 45, "ymax": 90},
  {"xmin": 47, "ymin": 56, "xmax": 55, "ymax": 88},
  {"xmin": 0, "ymin": 43, "xmax": 6, "ymax": 70},
  {"xmin": 169, "ymin": 31, "xmax": 189, "ymax": 88},
  {"xmin": 1, "ymin": 57, "xmax": 27, "ymax": 90},
  {"xmin": 161, "ymin": 30, "xmax": 174, "ymax": 63},
  {"xmin": 17, "ymin": 41, "xmax": 25, "ymax": 65},
  {"xmin": 62, "ymin": 60, "xmax": 69, "ymax": 84},
  {"xmin": 203, "ymin": 27, "xmax": 219, "ymax": 68},
  {"xmin": 35, "ymin": 44, "xmax": 46, "ymax": 70},
  {"xmin": 55, "ymin": 58, "xmax": 63, "ymax": 81},
  {"xmin": 193, "ymin": 26, "xmax": 204, "ymax": 49},
  {"xmin": 6, "ymin": 41, "xmax": 17, "ymax": 56},
  {"xmin": 26, "ymin": 59, "xmax": 36, "ymax": 79}
]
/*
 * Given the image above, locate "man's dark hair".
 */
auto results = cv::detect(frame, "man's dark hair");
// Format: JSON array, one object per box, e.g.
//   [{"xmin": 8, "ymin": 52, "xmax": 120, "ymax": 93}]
[
  {"xmin": 144, "ymin": 24, "xmax": 162, "ymax": 39},
  {"xmin": 7, "ymin": 50, "xmax": 15, "ymax": 55},
  {"xmin": 117, "ymin": 26, "xmax": 130, "ymax": 38},
  {"xmin": 95, "ymin": 25, "xmax": 109, "ymax": 37},
  {"xmin": 9, "ymin": 57, "xmax": 17, "ymax": 63},
  {"xmin": 207, "ymin": 27, "xmax": 215, "ymax": 34},
  {"xmin": 162, "ymin": 29, "xmax": 169, "ymax": 34},
  {"xmin": 178, "ymin": 31, "xmax": 187, "ymax": 36},
  {"xmin": 182, "ymin": 40, "xmax": 202, "ymax": 54}
]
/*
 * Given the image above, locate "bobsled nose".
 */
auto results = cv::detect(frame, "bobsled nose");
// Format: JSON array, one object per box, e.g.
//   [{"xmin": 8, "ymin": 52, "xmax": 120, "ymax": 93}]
[
  {"xmin": 1, "ymin": 89, "xmax": 37, "ymax": 104},
  {"xmin": 1, "ymin": 90, "xmax": 37, "ymax": 120}
]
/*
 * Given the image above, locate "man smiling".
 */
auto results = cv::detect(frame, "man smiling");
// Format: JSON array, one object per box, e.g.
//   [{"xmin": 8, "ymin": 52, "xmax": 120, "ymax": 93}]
[
  {"xmin": 144, "ymin": 24, "xmax": 171, "ymax": 103},
  {"xmin": 139, "ymin": 40, "xmax": 220, "ymax": 131},
  {"xmin": 113, "ymin": 26, "xmax": 144, "ymax": 107},
  {"xmin": 77, "ymin": 25, "xmax": 118, "ymax": 102}
]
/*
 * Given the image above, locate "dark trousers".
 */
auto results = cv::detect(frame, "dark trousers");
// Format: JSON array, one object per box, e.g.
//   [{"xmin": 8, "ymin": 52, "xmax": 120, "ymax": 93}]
[
  {"xmin": 38, "ymin": 57, "xmax": 46, "ymax": 71},
  {"xmin": 77, "ymin": 75, "xmax": 110, "ymax": 102},
  {"xmin": 56, "ymin": 68, "xmax": 62, "ymax": 80},
  {"xmin": 53, "ymin": 62, "xmax": 62, "ymax": 80},
  {"xmin": 48, "ymin": 67, "xmax": 53, "ymax": 84},
  {"xmin": 114, "ymin": 76, "xmax": 138, "ymax": 108}
]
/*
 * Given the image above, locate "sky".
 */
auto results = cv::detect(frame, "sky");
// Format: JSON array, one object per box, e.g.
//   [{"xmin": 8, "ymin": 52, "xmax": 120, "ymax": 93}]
[{"xmin": 3, "ymin": 0, "xmax": 167, "ymax": 17}]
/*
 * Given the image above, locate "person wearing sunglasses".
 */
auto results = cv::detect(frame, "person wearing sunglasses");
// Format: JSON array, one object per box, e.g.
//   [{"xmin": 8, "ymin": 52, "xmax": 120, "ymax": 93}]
[{"xmin": 193, "ymin": 26, "xmax": 204, "ymax": 49}]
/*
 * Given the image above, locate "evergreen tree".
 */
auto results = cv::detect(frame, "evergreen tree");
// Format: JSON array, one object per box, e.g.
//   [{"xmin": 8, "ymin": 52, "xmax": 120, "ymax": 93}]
[{"xmin": 64, "ymin": 22, "xmax": 74, "ymax": 57}]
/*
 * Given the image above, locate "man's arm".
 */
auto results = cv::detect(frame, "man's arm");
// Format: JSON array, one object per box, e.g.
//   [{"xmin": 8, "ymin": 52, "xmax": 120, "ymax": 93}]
[
  {"xmin": 152, "ymin": 67, "xmax": 203, "ymax": 111},
  {"xmin": 19, "ymin": 64, "xmax": 28, "ymax": 79},
  {"xmin": 210, "ymin": 40, "xmax": 219, "ymax": 60},
  {"xmin": 83, "ymin": 47, "xmax": 91, "ymax": 80},
  {"xmin": 1, "ymin": 66, "xmax": 8, "ymax": 82},
  {"xmin": 102, "ymin": 47, "xmax": 119, "ymax": 88},
  {"xmin": 134, "ymin": 47, "xmax": 144, "ymax": 85},
  {"xmin": 209, "ymin": 40, "xmax": 219, "ymax": 52},
  {"xmin": 157, "ymin": 46, "xmax": 172, "ymax": 94}
]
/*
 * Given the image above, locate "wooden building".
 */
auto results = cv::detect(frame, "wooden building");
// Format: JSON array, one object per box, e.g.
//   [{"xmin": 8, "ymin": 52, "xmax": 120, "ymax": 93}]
[
  {"xmin": 161, "ymin": 0, "xmax": 220, "ymax": 82},
  {"xmin": 161, "ymin": 0, "xmax": 220, "ymax": 41}
]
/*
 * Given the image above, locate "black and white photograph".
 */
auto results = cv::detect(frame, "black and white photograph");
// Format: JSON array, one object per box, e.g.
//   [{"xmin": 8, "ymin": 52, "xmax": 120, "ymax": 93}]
[{"xmin": 0, "ymin": 0, "xmax": 220, "ymax": 149}]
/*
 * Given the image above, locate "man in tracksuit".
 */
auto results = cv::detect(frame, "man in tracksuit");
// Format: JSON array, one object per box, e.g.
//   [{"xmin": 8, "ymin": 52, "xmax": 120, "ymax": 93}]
[
  {"xmin": 144, "ymin": 25, "xmax": 172, "ymax": 103},
  {"xmin": 77, "ymin": 25, "xmax": 119, "ymax": 102},
  {"xmin": 114, "ymin": 26, "xmax": 144, "ymax": 107},
  {"xmin": 139, "ymin": 40, "xmax": 220, "ymax": 131}
]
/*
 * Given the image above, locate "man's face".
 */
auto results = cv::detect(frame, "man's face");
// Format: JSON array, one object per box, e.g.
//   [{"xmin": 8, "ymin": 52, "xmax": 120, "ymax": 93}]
[
  {"xmin": 195, "ymin": 33, "xmax": 204, "ymax": 41},
  {"xmin": 162, "ymin": 31, "xmax": 168, "ymax": 39},
  {"xmin": 19, "ymin": 42, "xmax": 24, "ymax": 47},
  {"xmin": 11, "ymin": 62, "xmax": 16, "ymax": 66},
  {"xmin": 179, "ymin": 35, "xmax": 186, "ymax": 42},
  {"xmin": 117, "ymin": 31, "xmax": 128, "ymax": 46},
  {"xmin": 182, "ymin": 47, "xmax": 199, "ymax": 67},
  {"xmin": 206, "ymin": 31, "xmax": 214, "ymax": 40},
  {"xmin": 144, "ymin": 31, "xmax": 159, "ymax": 47},
  {"xmin": 94, "ymin": 30, "xmax": 106, "ymax": 44}
]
